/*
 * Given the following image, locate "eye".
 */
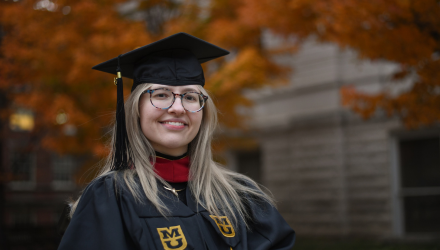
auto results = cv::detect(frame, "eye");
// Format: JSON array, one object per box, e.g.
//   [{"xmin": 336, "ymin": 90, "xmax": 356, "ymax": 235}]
[
  {"xmin": 183, "ymin": 93, "xmax": 199, "ymax": 102},
  {"xmin": 151, "ymin": 89, "xmax": 172, "ymax": 99},
  {"xmin": 184, "ymin": 95, "xmax": 196, "ymax": 101}
]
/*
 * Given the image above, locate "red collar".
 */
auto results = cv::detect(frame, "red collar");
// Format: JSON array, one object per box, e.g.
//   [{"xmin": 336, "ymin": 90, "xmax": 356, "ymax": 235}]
[{"xmin": 153, "ymin": 154, "xmax": 189, "ymax": 183}]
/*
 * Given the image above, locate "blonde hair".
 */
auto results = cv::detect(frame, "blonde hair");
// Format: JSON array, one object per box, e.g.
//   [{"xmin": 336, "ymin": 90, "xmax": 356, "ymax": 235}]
[{"xmin": 70, "ymin": 83, "xmax": 274, "ymax": 227}]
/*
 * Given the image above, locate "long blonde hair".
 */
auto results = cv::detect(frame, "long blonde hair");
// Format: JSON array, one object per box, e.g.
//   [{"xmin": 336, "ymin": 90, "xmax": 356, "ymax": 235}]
[{"xmin": 70, "ymin": 83, "xmax": 274, "ymax": 227}]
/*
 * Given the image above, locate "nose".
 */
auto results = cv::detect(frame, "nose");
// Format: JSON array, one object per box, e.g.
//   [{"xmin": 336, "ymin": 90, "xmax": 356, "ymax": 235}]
[{"xmin": 167, "ymin": 95, "xmax": 186, "ymax": 115}]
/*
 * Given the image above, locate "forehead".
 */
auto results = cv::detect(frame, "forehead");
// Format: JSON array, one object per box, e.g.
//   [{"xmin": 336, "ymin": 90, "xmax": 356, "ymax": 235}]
[{"xmin": 150, "ymin": 84, "xmax": 200, "ymax": 92}]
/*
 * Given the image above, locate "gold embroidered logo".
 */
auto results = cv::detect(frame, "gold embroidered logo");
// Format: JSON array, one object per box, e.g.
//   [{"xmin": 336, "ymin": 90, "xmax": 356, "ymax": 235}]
[
  {"xmin": 157, "ymin": 225, "xmax": 188, "ymax": 250},
  {"xmin": 209, "ymin": 215, "xmax": 235, "ymax": 237}
]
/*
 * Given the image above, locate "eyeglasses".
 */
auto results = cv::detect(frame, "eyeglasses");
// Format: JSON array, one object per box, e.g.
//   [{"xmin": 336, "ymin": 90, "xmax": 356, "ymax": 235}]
[{"xmin": 143, "ymin": 88, "xmax": 208, "ymax": 113}]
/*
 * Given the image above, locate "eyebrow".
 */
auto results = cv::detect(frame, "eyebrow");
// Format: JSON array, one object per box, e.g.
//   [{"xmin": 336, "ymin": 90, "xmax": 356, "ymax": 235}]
[
  {"xmin": 155, "ymin": 85, "xmax": 199, "ymax": 92},
  {"xmin": 181, "ymin": 87, "xmax": 199, "ymax": 92}
]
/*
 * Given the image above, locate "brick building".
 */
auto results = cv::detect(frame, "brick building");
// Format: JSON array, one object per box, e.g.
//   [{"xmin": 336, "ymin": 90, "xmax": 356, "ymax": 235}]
[{"xmin": 1, "ymin": 110, "xmax": 80, "ymax": 250}]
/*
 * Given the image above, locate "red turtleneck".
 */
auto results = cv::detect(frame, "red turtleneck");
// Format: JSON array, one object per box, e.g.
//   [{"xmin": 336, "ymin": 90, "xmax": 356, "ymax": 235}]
[{"xmin": 154, "ymin": 154, "xmax": 189, "ymax": 183}]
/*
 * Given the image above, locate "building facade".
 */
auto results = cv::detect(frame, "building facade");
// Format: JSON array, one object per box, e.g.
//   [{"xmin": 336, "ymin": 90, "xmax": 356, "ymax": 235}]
[{"xmin": 231, "ymin": 36, "xmax": 440, "ymax": 240}]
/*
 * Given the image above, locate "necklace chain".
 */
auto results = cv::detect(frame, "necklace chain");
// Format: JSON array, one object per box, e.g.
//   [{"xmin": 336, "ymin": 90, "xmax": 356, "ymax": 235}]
[{"xmin": 163, "ymin": 186, "xmax": 185, "ymax": 197}]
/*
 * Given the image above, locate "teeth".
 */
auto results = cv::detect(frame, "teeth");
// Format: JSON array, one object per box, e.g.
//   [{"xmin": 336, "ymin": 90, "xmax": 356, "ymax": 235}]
[{"xmin": 163, "ymin": 122, "xmax": 185, "ymax": 126}]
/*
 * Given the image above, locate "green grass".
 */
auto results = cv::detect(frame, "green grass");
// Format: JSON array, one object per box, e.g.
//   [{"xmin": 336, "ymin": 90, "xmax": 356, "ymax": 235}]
[{"xmin": 293, "ymin": 239, "xmax": 440, "ymax": 250}]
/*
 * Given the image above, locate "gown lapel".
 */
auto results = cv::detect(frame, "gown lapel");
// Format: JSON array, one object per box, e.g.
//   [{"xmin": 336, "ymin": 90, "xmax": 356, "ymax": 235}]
[{"xmin": 186, "ymin": 187, "xmax": 207, "ymax": 213}]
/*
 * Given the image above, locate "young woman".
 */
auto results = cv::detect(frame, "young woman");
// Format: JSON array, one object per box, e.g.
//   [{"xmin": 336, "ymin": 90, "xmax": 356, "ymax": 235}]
[{"xmin": 58, "ymin": 33, "xmax": 295, "ymax": 250}]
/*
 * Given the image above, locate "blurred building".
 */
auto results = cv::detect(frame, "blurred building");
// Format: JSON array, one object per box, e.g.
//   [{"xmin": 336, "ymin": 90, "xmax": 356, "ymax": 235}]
[
  {"xmin": 1, "ymin": 109, "xmax": 80, "ymax": 250},
  {"xmin": 228, "ymin": 33, "xmax": 440, "ymax": 240}
]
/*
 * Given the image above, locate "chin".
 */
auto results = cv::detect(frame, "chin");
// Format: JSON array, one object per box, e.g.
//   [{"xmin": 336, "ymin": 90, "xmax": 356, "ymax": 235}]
[{"xmin": 156, "ymin": 139, "xmax": 189, "ymax": 150}]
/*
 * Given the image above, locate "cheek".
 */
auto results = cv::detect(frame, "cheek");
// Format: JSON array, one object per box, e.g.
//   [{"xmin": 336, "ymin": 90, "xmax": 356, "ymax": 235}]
[
  {"xmin": 139, "ymin": 102, "xmax": 159, "ymax": 136},
  {"xmin": 190, "ymin": 112, "xmax": 203, "ymax": 135}
]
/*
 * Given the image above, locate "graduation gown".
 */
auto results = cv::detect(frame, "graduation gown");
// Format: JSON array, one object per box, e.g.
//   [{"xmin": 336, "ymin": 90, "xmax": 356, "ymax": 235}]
[{"xmin": 58, "ymin": 174, "xmax": 295, "ymax": 250}]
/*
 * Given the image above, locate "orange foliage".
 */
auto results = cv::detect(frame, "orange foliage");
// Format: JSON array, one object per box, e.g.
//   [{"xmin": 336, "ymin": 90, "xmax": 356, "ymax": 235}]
[
  {"xmin": 0, "ymin": 0, "xmax": 154, "ymax": 160},
  {"xmin": 234, "ymin": 0, "xmax": 440, "ymax": 127},
  {"xmin": 2, "ymin": 0, "xmax": 436, "ymax": 174},
  {"xmin": 0, "ymin": 0, "xmax": 291, "ymax": 172}
]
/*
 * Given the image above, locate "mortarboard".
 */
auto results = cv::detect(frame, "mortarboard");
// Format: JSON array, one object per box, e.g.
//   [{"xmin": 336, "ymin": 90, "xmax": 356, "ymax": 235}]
[
  {"xmin": 92, "ymin": 32, "xmax": 229, "ymax": 171},
  {"xmin": 93, "ymin": 32, "xmax": 229, "ymax": 90}
]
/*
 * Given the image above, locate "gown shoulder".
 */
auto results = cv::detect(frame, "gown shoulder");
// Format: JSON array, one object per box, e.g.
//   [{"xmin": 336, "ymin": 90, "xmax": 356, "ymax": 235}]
[{"xmin": 58, "ymin": 173, "xmax": 140, "ymax": 250}]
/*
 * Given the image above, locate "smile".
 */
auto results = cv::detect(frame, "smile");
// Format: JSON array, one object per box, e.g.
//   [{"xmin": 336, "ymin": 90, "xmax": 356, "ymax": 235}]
[{"xmin": 161, "ymin": 121, "xmax": 186, "ymax": 126}]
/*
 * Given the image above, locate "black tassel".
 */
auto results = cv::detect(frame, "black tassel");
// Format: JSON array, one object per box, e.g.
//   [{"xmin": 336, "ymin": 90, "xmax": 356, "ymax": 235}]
[{"xmin": 112, "ymin": 55, "xmax": 133, "ymax": 171}]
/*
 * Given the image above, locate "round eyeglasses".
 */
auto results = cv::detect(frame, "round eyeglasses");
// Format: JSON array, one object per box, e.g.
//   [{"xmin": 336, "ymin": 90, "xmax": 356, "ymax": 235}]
[{"xmin": 143, "ymin": 88, "xmax": 208, "ymax": 113}]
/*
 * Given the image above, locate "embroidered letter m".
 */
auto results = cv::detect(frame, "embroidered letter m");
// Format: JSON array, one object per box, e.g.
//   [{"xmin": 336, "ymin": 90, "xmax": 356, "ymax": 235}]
[
  {"xmin": 209, "ymin": 215, "xmax": 235, "ymax": 237},
  {"xmin": 157, "ymin": 225, "xmax": 188, "ymax": 250}
]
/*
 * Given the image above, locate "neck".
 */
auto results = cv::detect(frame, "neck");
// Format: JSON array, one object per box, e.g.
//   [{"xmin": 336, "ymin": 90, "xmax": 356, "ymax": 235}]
[
  {"xmin": 152, "ymin": 144, "xmax": 188, "ymax": 157},
  {"xmin": 156, "ymin": 151, "xmax": 188, "ymax": 161}
]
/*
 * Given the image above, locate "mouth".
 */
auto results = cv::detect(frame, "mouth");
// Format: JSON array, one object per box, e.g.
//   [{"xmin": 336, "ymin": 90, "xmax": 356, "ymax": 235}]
[
  {"xmin": 159, "ymin": 121, "xmax": 188, "ymax": 130},
  {"xmin": 160, "ymin": 121, "xmax": 187, "ymax": 126}
]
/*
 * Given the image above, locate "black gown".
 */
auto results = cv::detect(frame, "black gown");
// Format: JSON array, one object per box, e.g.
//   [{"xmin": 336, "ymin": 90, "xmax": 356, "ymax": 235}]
[{"xmin": 58, "ymin": 173, "xmax": 295, "ymax": 250}]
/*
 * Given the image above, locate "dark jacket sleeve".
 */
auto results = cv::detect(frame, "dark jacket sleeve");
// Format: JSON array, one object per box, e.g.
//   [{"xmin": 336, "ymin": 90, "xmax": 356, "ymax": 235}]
[{"xmin": 58, "ymin": 175, "xmax": 137, "ymax": 250}]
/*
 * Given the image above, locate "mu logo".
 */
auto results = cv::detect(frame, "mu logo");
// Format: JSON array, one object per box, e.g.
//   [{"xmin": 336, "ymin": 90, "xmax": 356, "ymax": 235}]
[
  {"xmin": 209, "ymin": 215, "xmax": 235, "ymax": 237},
  {"xmin": 157, "ymin": 225, "xmax": 188, "ymax": 250}
]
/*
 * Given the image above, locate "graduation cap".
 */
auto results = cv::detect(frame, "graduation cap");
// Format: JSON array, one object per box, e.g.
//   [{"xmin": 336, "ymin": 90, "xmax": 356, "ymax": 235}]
[{"xmin": 92, "ymin": 32, "xmax": 229, "ymax": 171}]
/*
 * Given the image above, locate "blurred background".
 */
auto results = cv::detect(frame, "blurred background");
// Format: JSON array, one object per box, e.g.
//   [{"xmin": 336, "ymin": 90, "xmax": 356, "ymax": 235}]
[{"xmin": 1, "ymin": 0, "xmax": 440, "ymax": 249}]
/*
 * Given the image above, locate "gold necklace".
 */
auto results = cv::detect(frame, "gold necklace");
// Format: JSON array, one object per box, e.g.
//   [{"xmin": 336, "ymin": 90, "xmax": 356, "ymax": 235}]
[{"xmin": 164, "ymin": 186, "xmax": 185, "ymax": 197}]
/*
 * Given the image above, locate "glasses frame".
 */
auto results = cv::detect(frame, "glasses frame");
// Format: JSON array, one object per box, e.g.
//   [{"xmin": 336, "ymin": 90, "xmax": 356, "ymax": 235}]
[{"xmin": 143, "ymin": 88, "xmax": 208, "ymax": 113}]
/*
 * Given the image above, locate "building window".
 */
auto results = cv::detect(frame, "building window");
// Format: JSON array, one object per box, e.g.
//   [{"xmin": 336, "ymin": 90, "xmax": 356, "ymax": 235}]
[
  {"xmin": 11, "ymin": 151, "xmax": 33, "ymax": 181},
  {"xmin": 9, "ymin": 108, "xmax": 34, "ymax": 131},
  {"xmin": 11, "ymin": 210, "xmax": 35, "ymax": 227},
  {"xmin": 399, "ymin": 137, "xmax": 440, "ymax": 233},
  {"xmin": 52, "ymin": 154, "xmax": 76, "ymax": 190},
  {"xmin": 9, "ymin": 148, "xmax": 36, "ymax": 189}
]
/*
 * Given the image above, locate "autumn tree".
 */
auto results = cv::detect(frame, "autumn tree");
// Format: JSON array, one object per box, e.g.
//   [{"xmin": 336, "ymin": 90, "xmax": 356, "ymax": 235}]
[
  {"xmin": 1, "ymin": 0, "xmax": 153, "ymax": 156},
  {"xmin": 3, "ymin": 0, "xmax": 431, "ymax": 181},
  {"xmin": 231, "ymin": 0, "xmax": 440, "ymax": 128},
  {"xmin": 0, "ymin": 0, "xmax": 290, "ymax": 179},
  {"xmin": 1, "ymin": 0, "xmax": 155, "ymax": 181}
]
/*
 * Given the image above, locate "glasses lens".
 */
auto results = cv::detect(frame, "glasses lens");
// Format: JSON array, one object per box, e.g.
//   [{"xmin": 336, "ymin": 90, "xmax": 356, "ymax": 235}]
[
  {"xmin": 182, "ymin": 92, "xmax": 205, "ymax": 112},
  {"xmin": 150, "ymin": 89, "xmax": 174, "ymax": 109}
]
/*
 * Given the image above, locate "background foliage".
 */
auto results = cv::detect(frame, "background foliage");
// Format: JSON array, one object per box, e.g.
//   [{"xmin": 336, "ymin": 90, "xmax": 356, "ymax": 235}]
[{"xmin": 1, "ymin": 0, "xmax": 438, "ymax": 181}]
